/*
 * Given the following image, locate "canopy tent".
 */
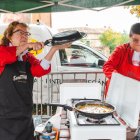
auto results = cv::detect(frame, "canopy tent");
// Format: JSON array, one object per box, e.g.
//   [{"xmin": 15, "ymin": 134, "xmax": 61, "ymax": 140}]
[{"xmin": 0, "ymin": 0, "xmax": 140, "ymax": 13}]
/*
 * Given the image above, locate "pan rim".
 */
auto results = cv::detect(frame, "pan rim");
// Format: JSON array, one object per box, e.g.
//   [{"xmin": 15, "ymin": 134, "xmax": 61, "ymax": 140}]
[{"xmin": 74, "ymin": 100, "xmax": 116, "ymax": 115}]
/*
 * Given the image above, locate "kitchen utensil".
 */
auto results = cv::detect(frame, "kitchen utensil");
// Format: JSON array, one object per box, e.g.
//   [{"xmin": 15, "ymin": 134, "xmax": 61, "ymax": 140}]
[
  {"xmin": 47, "ymin": 100, "xmax": 115, "ymax": 120},
  {"xmin": 44, "ymin": 30, "xmax": 86, "ymax": 46}
]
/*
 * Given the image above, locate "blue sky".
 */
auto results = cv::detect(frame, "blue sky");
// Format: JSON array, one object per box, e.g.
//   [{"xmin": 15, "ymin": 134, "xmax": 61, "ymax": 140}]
[{"xmin": 52, "ymin": 6, "xmax": 140, "ymax": 33}]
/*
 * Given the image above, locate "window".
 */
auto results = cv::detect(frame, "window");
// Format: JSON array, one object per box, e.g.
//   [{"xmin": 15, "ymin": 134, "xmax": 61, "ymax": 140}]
[{"xmin": 59, "ymin": 45, "xmax": 104, "ymax": 68}]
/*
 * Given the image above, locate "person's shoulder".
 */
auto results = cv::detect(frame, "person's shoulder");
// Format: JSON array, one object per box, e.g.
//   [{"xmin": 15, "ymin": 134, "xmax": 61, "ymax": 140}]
[{"xmin": 115, "ymin": 43, "xmax": 129, "ymax": 52}]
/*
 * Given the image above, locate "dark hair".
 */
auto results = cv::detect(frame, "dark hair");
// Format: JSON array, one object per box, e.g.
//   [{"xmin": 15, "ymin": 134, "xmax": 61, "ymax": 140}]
[
  {"xmin": 129, "ymin": 23, "xmax": 140, "ymax": 37},
  {"xmin": 0, "ymin": 21, "xmax": 28, "ymax": 46}
]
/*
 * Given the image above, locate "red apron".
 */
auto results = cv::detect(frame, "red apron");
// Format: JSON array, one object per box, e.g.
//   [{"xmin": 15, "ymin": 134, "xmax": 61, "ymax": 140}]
[{"xmin": 105, "ymin": 50, "xmax": 140, "ymax": 97}]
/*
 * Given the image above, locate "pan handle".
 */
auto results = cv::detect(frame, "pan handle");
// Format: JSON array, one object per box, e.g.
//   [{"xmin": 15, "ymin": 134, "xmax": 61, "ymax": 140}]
[
  {"xmin": 44, "ymin": 39, "xmax": 52, "ymax": 46},
  {"xmin": 47, "ymin": 103, "xmax": 73, "ymax": 111},
  {"xmin": 28, "ymin": 39, "xmax": 52, "ymax": 51}
]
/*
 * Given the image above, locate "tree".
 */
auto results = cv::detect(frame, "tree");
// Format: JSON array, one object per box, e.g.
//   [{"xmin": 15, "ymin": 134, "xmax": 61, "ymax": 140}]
[
  {"xmin": 99, "ymin": 29, "xmax": 129, "ymax": 53},
  {"xmin": 129, "ymin": 5, "xmax": 140, "ymax": 17}
]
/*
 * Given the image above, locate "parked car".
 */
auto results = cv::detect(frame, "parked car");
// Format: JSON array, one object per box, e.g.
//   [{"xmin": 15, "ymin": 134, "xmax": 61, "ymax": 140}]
[{"xmin": 36, "ymin": 41, "xmax": 107, "ymax": 72}]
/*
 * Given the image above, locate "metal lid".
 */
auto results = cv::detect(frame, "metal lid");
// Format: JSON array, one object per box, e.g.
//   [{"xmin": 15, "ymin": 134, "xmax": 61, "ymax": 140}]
[{"xmin": 106, "ymin": 73, "xmax": 140, "ymax": 128}]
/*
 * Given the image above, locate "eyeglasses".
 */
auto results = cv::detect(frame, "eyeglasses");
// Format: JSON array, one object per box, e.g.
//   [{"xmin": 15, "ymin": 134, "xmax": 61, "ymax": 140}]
[
  {"xmin": 12, "ymin": 29, "xmax": 31, "ymax": 37},
  {"xmin": 131, "ymin": 38, "xmax": 140, "ymax": 44}
]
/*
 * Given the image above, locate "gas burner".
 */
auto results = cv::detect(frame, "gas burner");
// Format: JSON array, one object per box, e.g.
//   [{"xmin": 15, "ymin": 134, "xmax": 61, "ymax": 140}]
[
  {"xmin": 75, "ymin": 111, "xmax": 80, "ymax": 118},
  {"xmin": 86, "ymin": 117, "xmax": 105, "ymax": 124}
]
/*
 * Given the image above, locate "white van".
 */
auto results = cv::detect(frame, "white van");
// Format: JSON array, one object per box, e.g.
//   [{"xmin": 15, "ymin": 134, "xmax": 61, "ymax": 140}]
[{"xmin": 0, "ymin": 23, "xmax": 107, "ymax": 103}]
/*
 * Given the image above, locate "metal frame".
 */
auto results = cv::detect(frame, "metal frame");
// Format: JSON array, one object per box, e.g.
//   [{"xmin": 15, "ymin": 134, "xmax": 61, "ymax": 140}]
[{"xmin": 0, "ymin": 0, "xmax": 135, "ymax": 13}]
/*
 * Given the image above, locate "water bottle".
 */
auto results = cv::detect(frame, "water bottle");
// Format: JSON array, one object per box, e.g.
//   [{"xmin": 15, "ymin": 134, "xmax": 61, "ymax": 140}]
[{"xmin": 45, "ymin": 121, "xmax": 53, "ymax": 133}]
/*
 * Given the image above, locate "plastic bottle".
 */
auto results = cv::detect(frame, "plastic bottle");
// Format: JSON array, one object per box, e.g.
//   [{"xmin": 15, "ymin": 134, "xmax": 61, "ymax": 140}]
[{"xmin": 45, "ymin": 121, "xmax": 53, "ymax": 133}]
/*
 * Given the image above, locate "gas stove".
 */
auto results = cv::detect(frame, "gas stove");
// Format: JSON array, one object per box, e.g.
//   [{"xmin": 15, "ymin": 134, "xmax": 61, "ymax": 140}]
[
  {"xmin": 71, "ymin": 99, "xmax": 120, "ymax": 126},
  {"xmin": 58, "ymin": 83, "xmax": 128, "ymax": 140},
  {"xmin": 66, "ymin": 98, "xmax": 126, "ymax": 140}
]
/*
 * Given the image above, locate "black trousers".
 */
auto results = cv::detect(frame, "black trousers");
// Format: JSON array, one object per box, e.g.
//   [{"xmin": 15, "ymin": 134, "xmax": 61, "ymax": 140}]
[{"xmin": 0, "ymin": 117, "xmax": 35, "ymax": 140}]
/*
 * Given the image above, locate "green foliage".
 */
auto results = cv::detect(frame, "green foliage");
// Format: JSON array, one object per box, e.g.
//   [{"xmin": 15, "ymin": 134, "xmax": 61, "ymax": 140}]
[
  {"xmin": 129, "ymin": 6, "xmax": 140, "ymax": 18},
  {"xmin": 99, "ymin": 28, "xmax": 129, "ymax": 53}
]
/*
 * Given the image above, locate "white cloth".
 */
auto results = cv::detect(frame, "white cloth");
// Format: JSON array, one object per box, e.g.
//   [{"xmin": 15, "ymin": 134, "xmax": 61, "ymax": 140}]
[
  {"xmin": 40, "ymin": 58, "xmax": 51, "ymax": 70},
  {"xmin": 18, "ymin": 50, "xmax": 28, "ymax": 61},
  {"xmin": 18, "ymin": 51, "xmax": 50, "ymax": 70},
  {"xmin": 132, "ymin": 51, "xmax": 140, "ymax": 66}
]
